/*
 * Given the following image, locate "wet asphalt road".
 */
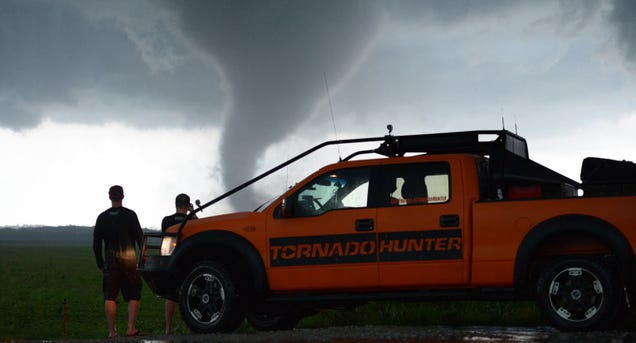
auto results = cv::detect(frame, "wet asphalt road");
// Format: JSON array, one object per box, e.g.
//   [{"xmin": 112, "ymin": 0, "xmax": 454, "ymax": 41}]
[{"xmin": 47, "ymin": 325, "xmax": 636, "ymax": 343}]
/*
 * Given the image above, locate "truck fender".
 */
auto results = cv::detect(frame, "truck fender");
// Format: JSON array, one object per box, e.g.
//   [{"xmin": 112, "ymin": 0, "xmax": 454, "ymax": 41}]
[
  {"xmin": 169, "ymin": 230, "xmax": 268, "ymax": 297},
  {"xmin": 513, "ymin": 214, "xmax": 636, "ymax": 293}
]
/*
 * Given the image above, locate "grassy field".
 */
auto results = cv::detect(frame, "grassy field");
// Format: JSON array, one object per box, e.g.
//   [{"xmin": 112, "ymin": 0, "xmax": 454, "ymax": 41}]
[
  {"xmin": 0, "ymin": 245, "xmax": 633, "ymax": 340},
  {"xmin": 0, "ymin": 245, "xmax": 191, "ymax": 340}
]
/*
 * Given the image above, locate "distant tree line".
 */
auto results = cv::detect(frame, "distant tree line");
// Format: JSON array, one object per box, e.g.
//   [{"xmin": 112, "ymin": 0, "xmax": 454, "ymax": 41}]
[{"xmin": 0, "ymin": 226, "xmax": 157, "ymax": 246}]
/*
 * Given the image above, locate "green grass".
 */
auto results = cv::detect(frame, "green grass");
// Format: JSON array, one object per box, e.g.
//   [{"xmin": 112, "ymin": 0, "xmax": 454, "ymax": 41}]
[
  {"xmin": 1, "ymin": 245, "xmax": 634, "ymax": 340},
  {"xmin": 0, "ymin": 245, "xmax": 191, "ymax": 340}
]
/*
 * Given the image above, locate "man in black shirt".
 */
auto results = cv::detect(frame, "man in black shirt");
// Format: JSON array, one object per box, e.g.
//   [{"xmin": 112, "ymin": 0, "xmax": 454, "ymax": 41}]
[
  {"xmin": 93, "ymin": 185, "xmax": 143, "ymax": 338},
  {"xmin": 160, "ymin": 193, "xmax": 195, "ymax": 334},
  {"xmin": 161, "ymin": 193, "xmax": 193, "ymax": 233}
]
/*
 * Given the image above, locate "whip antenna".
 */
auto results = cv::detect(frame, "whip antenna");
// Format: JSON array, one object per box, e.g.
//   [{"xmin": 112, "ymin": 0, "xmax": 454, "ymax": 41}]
[{"xmin": 323, "ymin": 72, "xmax": 341, "ymax": 160}]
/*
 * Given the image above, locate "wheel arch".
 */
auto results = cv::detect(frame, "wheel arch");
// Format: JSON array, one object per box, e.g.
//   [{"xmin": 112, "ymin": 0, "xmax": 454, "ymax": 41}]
[
  {"xmin": 513, "ymin": 214, "xmax": 636, "ymax": 295},
  {"xmin": 169, "ymin": 230, "xmax": 269, "ymax": 298}
]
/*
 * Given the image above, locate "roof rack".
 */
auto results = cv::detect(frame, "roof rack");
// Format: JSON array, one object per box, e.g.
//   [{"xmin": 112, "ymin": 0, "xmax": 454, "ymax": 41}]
[{"xmin": 344, "ymin": 129, "xmax": 528, "ymax": 160}]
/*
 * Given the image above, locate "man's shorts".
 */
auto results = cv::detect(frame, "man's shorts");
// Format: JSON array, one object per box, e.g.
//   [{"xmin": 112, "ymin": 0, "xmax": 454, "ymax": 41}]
[
  {"xmin": 103, "ymin": 266, "xmax": 142, "ymax": 302},
  {"xmin": 165, "ymin": 286, "xmax": 180, "ymax": 302}
]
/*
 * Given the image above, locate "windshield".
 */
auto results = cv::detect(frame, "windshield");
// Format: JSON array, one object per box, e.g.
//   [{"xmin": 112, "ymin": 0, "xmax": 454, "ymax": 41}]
[{"xmin": 291, "ymin": 167, "xmax": 370, "ymax": 216}]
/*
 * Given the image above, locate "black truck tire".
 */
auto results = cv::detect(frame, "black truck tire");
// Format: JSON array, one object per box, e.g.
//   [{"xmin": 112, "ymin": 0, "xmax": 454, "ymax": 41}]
[
  {"xmin": 179, "ymin": 262, "xmax": 245, "ymax": 333},
  {"xmin": 535, "ymin": 257, "xmax": 625, "ymax": 331}
]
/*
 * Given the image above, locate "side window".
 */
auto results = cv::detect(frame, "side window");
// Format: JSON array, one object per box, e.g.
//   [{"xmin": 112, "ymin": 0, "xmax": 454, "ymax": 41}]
[
  {"xmin": 292, "ymin": 167, "xmax": 370, "ymax": 217},
  {"xmin": 422, "ymin": 174, "xmax": 449, "ymax": 203},
  {"xmin": 372, "ymin": 162, "xmax": 450, "ymax": 206}
]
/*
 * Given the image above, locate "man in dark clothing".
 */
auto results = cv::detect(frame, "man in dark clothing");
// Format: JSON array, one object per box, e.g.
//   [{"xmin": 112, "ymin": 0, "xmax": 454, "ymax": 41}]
[
  {"xmin": 161, "ymin": 193, "xmax": 193, "ymax": 233},
  {"xmin": 160, "ymin": 193, "xmax": 195, "ymax": 334},
  {"xmin": 93, "ymin": 185, "xmax": 143, "ymax": 338}
]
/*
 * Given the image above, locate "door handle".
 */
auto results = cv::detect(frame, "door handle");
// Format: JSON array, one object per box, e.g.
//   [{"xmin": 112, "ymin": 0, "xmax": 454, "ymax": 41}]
[
  {"xmin": 355, "ymin": 219, "xmax": 374, "ymax": 232},
  {"xmin": 440, "ymin": 214, "xmax": 460, "ymax": 227}
]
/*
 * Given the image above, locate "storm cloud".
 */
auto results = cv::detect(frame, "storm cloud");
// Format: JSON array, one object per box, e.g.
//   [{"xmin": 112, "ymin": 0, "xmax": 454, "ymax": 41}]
[
  {"xmin": 0, "ymin": 0, "xmax": 224, "ymax": 129},
  {"xmin": 610, "ymin": 0, "xmax": 636, "ymax": 63}
]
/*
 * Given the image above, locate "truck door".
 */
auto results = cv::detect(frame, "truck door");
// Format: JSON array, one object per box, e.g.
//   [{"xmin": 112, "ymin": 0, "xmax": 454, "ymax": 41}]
[
  {"xmin": 374, "ymin": 160, "xmax": 467, "ymax": 288},
  {"xmin": 266, "ymin": 166, "xmax": 378, "ymax": 292}
]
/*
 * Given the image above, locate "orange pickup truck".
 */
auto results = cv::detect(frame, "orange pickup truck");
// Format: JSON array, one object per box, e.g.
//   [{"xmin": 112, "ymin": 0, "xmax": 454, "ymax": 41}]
[{"xmin": 138, "ymin": 129, "xmax": 636, "ymax": 333}]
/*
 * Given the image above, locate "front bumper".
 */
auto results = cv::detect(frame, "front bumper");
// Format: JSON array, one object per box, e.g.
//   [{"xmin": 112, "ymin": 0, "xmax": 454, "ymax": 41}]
[{"xmin": 137, "ymin": 233, "xmax": 178, "ymax": 298}]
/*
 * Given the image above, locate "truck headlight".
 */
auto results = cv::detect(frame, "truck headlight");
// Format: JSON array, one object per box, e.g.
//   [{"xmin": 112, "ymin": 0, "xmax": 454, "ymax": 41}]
[{"xmin": 160, "ymin": 236, "xmax": 177, "ymax": 256}]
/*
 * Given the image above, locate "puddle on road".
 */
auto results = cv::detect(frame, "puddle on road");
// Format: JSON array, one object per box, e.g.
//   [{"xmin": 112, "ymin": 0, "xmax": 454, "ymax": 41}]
[{"xmin": 136, "ymin": 325, "xmax": 636, "ymax": 343}]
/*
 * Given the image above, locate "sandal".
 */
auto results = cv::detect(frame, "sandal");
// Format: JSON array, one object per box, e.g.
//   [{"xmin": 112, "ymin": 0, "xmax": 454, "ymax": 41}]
[{"xmin": 126, "ymin": 330, "xmax": 143, "ymax": 336}]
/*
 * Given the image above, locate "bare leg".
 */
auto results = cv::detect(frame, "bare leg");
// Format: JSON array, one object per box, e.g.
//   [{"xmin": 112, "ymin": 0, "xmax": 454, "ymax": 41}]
[
  {"xmin": 126, "ymin": 300, "xmax": 140, "ymax": 336},
  {"xmin": 105, "ymin": 300, "xmax": 117, "ymax": 337},
  {"xmin": 165, "ymin": 300, "xmax": 177, "ymax": 334}
]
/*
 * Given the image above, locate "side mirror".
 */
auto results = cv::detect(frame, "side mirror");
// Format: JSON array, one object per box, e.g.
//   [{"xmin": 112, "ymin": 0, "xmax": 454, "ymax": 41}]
[{"xmin": 280, "ymin": 197, "xmax": 295, "ymax": 218}]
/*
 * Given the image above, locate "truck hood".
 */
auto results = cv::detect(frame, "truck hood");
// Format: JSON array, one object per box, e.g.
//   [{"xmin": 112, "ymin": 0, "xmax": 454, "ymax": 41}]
[
  {"xmin": 168, "ymin": 211, "xmax": 263, "ymax": 237},
  {"xmin": 195, "ymin": 211, "xmax": 256, "ymax": 226}
]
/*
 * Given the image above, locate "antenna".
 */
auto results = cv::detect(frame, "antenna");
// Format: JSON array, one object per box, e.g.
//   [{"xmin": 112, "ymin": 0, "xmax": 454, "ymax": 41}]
[{"xmin": 323, "ymin": 72, "xmax": 341, "ymax": 160}]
